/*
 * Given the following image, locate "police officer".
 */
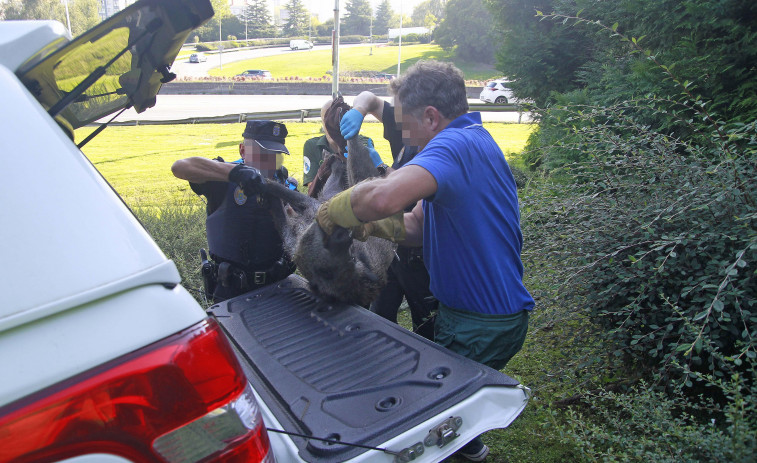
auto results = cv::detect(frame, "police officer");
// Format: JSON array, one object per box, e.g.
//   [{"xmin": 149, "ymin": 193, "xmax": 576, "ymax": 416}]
[
  {"xmin": 172, "ymin": 120, "xmax": 295, "ymax": 303},
  {"xmin": 339, "ymin": 91, "xmax": 437, "ymax": 340}
]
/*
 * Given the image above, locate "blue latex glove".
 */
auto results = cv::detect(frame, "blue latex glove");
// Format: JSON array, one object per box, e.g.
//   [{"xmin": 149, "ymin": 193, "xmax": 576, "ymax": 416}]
[
  {"xmin": 343, "ymin": 138, "xmax": 384, "ymax": 167},
  {"xmin": 366, "ymin": 138, "xmax": 383, "ymax": 167},
  {"xmin": 340, "ymin": 108, "xmax": 365, "ymax": 140}
]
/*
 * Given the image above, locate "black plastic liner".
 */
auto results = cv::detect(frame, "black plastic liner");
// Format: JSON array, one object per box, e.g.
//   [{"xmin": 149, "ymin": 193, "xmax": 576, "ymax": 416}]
[{"xmin": 210, "ymin": 275, "xmax": 520, "ymax": 463}]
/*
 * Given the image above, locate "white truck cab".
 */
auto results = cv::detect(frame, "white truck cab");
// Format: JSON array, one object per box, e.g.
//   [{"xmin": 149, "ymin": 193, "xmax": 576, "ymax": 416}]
[{"xmin": 0, "ymin": 1, "xmax": 529, "ymax": 461}]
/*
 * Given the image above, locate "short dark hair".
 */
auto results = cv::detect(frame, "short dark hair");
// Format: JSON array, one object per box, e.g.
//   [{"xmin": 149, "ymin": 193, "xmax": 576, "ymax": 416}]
[{"xmin": 389, "ymin": 60, "xmax": 468, "ymax": 119}]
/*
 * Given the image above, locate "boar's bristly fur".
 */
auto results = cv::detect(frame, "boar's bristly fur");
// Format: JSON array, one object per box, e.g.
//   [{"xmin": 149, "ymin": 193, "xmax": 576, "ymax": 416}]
[{"xmin": 259, "ymin": 137, "xmax": 396, "ymax": 307}]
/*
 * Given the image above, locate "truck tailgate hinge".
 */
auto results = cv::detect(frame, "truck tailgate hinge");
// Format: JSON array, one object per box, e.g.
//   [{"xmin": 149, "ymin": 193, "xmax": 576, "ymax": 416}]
[
  {"xmin": 423, "ymin": 416, "xmax": 462, "ymax": 449},
  {"xmin": 393, "ymin": 442, "xmax": 424, "ymax": 462}
]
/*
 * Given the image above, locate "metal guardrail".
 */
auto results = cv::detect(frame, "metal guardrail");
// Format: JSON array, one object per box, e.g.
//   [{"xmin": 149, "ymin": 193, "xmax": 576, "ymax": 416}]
[
  {"xmin": 102, "ymin": 109, "xmax": 321, "ymax": 126},
  {"xmin": 99, "ymin": 104, "xmax": 526, "ymax": 127}
]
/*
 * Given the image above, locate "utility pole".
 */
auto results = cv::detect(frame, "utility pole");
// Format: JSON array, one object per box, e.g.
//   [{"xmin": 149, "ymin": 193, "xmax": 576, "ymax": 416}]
[
  {"xmin": 219, "ymin": 18, "xmax": 223, "ymax": 70},
  {"xmin": 332, "ymin": 0, "xmax": 340, "ymax": 97},
  {"xmin": 63, "ymin": 0, "xmax": 72, "ymax": 35},
  {"xmin": 397, "ymin": 0, "xmax": 402, "ymax": 77},
  {"xmin": 245, "ymin": 0, "xmax": 248, "ymax": 42}
]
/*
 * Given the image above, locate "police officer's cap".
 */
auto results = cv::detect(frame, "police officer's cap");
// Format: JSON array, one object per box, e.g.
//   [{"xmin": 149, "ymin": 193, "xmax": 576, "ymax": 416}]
[{"xmin": 242, "ymin": 120, "xmax": 289, "ymax": 154}]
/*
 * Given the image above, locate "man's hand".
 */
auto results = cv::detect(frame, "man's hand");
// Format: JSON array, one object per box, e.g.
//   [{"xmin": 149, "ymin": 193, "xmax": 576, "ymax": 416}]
[
  {"xmin": 365, "ymin": 138, "xmax": 384, "ymax": 167},
  {"xmin": 351, "ymin": 213, "xmax": 406, "ymax": 242},
  {"xmin": 316, "ymin": 187, "xmax": 363, "ymax": 235},
  {"xmin": 343, "ymin": 138, "xmax": 384, "ymax": 168},
  {"xmin": 340, "ymin": 108, "xmax": 365, "ymax": 140},
  {"xmin": 228, "ymin": 164, "xmax": 263, "ymax": 196}
]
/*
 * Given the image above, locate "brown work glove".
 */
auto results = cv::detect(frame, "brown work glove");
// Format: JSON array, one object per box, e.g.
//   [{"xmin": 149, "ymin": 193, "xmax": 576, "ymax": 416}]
[
  {"xmin": 350, "ymin": 213, "xmax": 406, "ymax": 243},
  {"xmin": 316, "ymin": 186, "xmax": 363, "ymax": 235}
]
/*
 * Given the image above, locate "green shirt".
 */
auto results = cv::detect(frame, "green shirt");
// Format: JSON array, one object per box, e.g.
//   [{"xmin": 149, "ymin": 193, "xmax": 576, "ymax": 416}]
[
  {"xmin": 302, "ymin": 135, "xmax": 334, "ymax": 185},
  {"xmin": 302, "ymin": 134, "xmax": 371, "ymax": 185}
]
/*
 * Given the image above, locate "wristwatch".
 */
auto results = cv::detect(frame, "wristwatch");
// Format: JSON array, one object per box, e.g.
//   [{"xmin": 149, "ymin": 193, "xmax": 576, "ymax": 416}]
[{"xmin": 376, "ymin": 163, "xmax": 389, "ymax": 175}]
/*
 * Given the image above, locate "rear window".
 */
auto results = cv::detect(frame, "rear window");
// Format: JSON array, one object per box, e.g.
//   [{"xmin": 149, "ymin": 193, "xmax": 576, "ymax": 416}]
[{"xmin": 487, "ymin": 82, "xmax": 497, "ymax": 88}]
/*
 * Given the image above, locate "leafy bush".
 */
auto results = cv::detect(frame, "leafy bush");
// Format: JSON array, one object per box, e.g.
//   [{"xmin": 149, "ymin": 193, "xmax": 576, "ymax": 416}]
[
  {"xmin": 523, "ymin": 103, "xmax": 756, "ymax": 382},
  {"xmin": 194, "ymin": 38, "xmax": 291, "ymax": 52},
  {"xmin": 519, "ymin": 11, "xmax": 757, "ymax": 388},
  {"xmin": 560, "ymin": 379, "xmax": 756, "ymax": 462},
  {"xmin": 512, "ymin": 15, "xmax": 756, "ymax": 459}
]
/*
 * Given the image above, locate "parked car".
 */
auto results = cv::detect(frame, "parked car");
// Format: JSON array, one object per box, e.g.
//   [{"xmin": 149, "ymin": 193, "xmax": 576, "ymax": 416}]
[
  {"xmin": 0, "ymin": 1, "xmax": 530, "ymax": 461},
  {"xmin": 373, "ymin": 72, "xmax": 396, "ymax": 80},
  {"xmin": 237, "ymin": 69, "xmax": 272, "ymax": 79},
  {"xmin": 189, "ymin": 52, "xmax": 207, "ymax": 62},
  {"xmin": 480, "ymin": 78, "xmax": 514, "ymax": 104},
  {"xmin": 290, "ymin": 39, "xmax": 313, "ymax": 50}
]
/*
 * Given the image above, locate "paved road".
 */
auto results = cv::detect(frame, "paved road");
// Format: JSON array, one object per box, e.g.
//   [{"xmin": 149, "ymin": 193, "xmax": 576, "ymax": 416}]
[
  {"xmin": 115, "ymin": 45, "xmax": 532, "ymax": 124},
  {"xmin": 172, "ymin": 43, "xmax": 363, "ymax": 78},
  {"xmin": 111, "ymin": 94, "xmax": 532, "ymax": 124}
]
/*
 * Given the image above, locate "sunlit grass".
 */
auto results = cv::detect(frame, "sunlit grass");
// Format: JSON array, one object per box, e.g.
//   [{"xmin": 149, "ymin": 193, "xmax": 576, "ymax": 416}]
[
  {"xmin": 207, "ymin": 44, "xmax": 499, "ymax": 81},
  {"xmin": 76, "ymin": 121, "xmax": 534, "ymax": 208}
]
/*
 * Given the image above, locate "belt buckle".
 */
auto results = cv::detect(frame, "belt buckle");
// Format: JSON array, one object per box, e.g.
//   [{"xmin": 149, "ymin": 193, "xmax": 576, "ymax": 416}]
[{"xmin": 253, "ymin": 271, "xmax": 266, "ymax": 285}]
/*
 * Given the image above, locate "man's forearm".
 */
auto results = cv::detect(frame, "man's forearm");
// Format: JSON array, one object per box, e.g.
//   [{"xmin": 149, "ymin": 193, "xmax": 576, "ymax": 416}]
[
  {"xmin": 400, "ymin": 210, "xmax": 423, "ymax": 246},
  {"xmin": 172, "ymin": 157, "xmax": 234, "ymax": 183},
  {"xmin": 350, "ymin": 181, "xmax": 403, "ymax": 222},
  {"xmin": 350, "ymin": 166, "xmax": 436, "ymax": 222},
  {"xmin": 352, "ymin": 91, "xmax": 385, "ymax": 121}
]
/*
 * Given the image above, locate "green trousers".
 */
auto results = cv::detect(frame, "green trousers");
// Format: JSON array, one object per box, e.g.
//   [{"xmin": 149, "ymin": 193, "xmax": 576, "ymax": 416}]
[{"xmin": 434, "ymin": 303, "xmax": 529, "ymax": 371}]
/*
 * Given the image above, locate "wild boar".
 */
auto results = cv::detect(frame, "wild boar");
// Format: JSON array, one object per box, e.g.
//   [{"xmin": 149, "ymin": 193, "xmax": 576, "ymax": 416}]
[{"xmin": 260, "ymin": 136, "xmax": 396, "ymax": 307}]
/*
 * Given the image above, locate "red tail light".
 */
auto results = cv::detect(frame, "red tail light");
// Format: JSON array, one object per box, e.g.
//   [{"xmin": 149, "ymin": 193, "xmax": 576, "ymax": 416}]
[{"xmin": 0, "ymin": 319, "xmax": 274, "ymax": 463}]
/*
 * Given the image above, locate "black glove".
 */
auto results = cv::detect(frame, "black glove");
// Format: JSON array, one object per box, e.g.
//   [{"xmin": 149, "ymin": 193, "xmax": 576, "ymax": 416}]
[{"xmin": 228, "ymin": 164, "xmax": 263, "ymax": 196}]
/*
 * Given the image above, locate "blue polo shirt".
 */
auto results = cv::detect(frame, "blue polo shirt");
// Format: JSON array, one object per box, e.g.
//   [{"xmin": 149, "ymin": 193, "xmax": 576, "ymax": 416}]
[{"xmin": 405, "ymin": 112, "xmax": 534, "ymax": 315}]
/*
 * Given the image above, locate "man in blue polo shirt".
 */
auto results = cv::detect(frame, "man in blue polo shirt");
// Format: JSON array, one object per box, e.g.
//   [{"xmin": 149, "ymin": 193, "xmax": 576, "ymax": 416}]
[{"xmin": 316, "ymin": 60, "xmax": 533, "ymax": 462}]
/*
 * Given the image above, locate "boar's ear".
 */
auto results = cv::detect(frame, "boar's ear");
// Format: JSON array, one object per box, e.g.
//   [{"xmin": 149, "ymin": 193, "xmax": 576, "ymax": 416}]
[{"xmin": 325, "ymin": 226, "xmax": 353, "ymax": 251}]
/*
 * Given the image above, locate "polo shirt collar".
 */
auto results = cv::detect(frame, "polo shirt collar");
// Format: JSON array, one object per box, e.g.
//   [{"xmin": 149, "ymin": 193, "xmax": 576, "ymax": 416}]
[{"xmin": 445, "ymin": 112, "xmax": 482, "ymax": 130}]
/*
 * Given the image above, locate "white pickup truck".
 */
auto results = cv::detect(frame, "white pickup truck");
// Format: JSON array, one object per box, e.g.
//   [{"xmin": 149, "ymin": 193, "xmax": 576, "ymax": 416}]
[{"xmin": 0, "ymin": 1, "xmax": 529, "ymax": 462}]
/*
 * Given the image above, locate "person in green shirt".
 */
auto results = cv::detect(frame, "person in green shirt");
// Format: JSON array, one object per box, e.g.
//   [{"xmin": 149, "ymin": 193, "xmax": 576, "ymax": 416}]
[
  {"xmin": 302, "ymin": 100, "xmax": 340, "ymax": 190},
  {"xmin": 303, "ymin": 98, "xmax": 384, "ymax": 197}
]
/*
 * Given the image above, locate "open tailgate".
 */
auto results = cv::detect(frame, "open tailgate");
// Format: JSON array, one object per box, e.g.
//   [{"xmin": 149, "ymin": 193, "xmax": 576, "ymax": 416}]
[{"xmin": 210, "ymin": 275, "xmax": 529, "ymax": 462}]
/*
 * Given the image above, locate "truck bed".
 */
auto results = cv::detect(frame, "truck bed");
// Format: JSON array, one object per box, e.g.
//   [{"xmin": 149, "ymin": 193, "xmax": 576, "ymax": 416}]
[{"xmin": 210, "ymin": 275, "xmax": 527, "ymax": 462}]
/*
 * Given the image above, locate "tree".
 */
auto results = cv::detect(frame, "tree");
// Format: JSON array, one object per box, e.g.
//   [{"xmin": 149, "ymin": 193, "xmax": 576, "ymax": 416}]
[
  {"xmin": 210, "ymin": 0, "xmax": 231, "ymax": 18},
  {"xmin": 373, "ymin": 0, "xmax": 395, "ymax": 35},
  {"xmin": 485, "ymin": 0, "xmax": 595, "ymax": 105},
  {"xmin": 194, "ymin": 0, "xmax": 234, "ymax": 42},
  {"xmin": 315, "ymin": 18, "xmax": 335, "ymax": 37},
  {"xmin": 69, "ymin": 0, "xmax": 100, "ymax": 36},
  {"xmin": 282, "ymin": 0, "xmax": 309, "ymax": 37},
  {"xmin": 411, "ymin": 0, "xmax": 446, "ymax": 28},
  {"xmin": 245, "ymin": 0, "xmax": 275, "ymax": 38},
  {"xmin": 1, "ymin": 0, "xmax": 65, "ymax": 23},
  {"xmin": 342, "ymin": 0, "xmax": 372, "ymax": 36},
  {"xmin": 434, "ymin": 0, "xmax": 496, "ymax": 63}
]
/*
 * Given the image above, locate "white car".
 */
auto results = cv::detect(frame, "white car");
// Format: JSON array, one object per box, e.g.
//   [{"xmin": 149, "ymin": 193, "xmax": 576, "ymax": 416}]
[
  {"xmin": 290, "ymin": 39, "xmax": 313, "ymax": 50},
  {"xmin": 480, "ymin": 78, "xmax": 514, "ymax": 104},
  {"xmin": 189, "ymin": 52, "xmax": 207, "ymax": 62},
  {"xmin": 0, "ymin": 1, "xmax": 529, "ymax": 461}
]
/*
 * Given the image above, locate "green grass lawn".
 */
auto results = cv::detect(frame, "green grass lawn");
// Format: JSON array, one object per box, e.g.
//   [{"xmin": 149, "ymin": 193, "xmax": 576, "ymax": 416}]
[
  {"xmin": 208, "ymin": 44, "xmax": 500, "ymax": 82},
  {"xmin": 76, "ymin": 121, "xmax": 534, "ymax": 208},
  {"xmin": 76, "ymin": 120, "xmax": 591, "ymax": 462}
]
